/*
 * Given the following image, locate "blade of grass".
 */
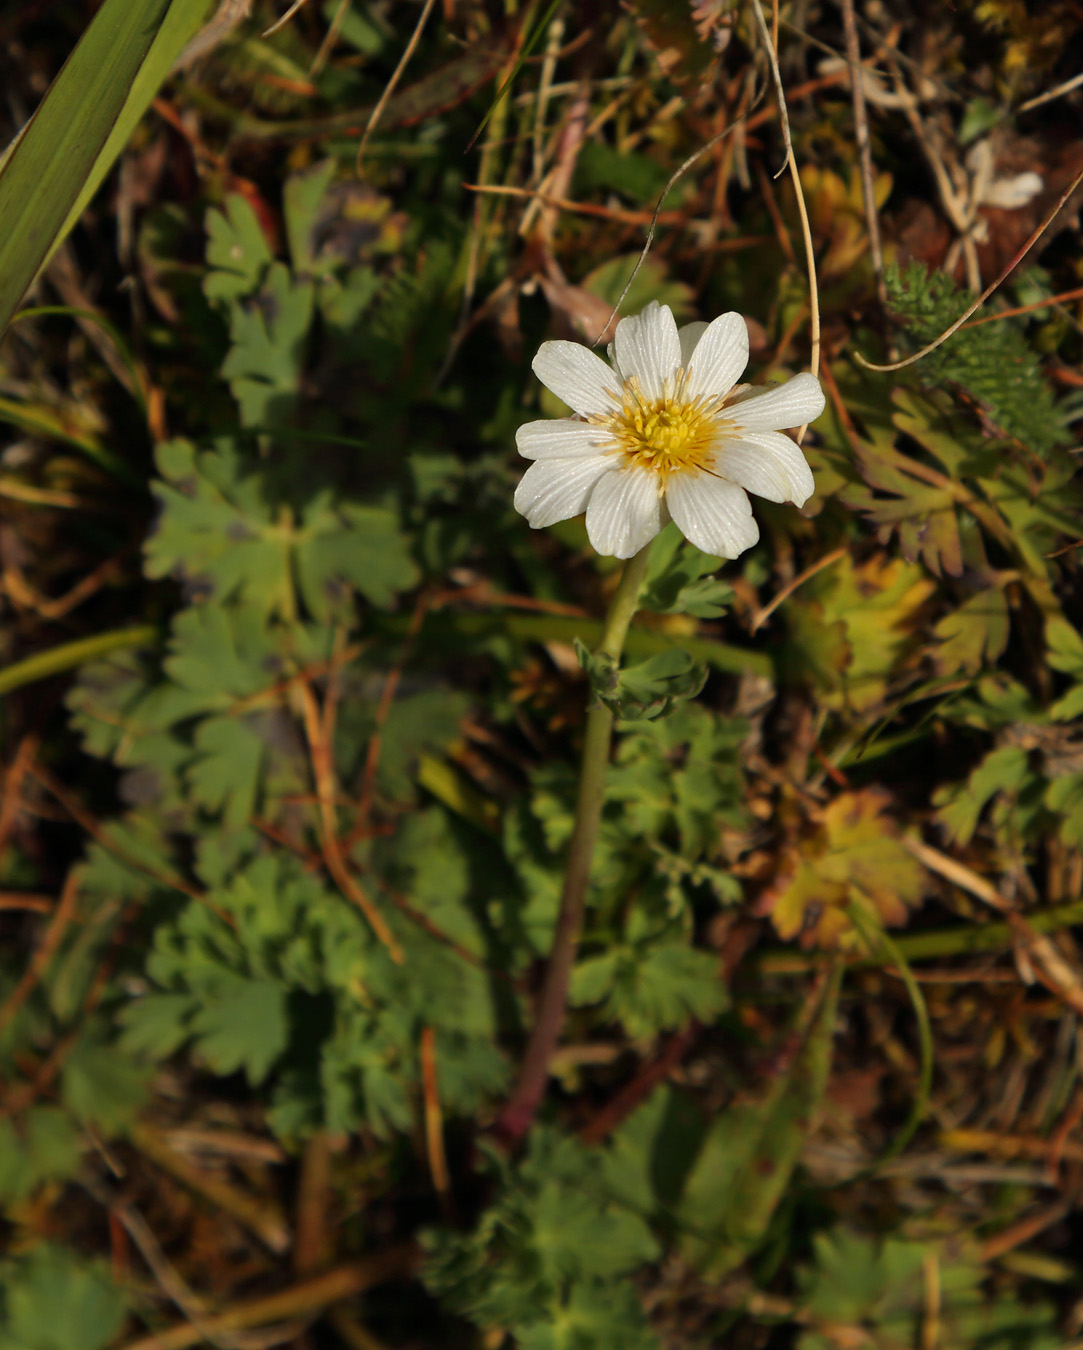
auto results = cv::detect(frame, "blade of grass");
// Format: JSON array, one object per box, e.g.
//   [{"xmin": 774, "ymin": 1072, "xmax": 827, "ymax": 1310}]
[
  {"xmin": 0, "ymin": 395, "xmax": 134, "ymax": 484},
  {"xmin": 0, "ymin": 627, "xmax": 157, "ymax": 700},
  {"xmin": 0, "ymin": 0, "xmax": 210, "ymax": 339},
  {"xmin": 464, "ymin": 0, "xmax": 563, "ymax": 153}
]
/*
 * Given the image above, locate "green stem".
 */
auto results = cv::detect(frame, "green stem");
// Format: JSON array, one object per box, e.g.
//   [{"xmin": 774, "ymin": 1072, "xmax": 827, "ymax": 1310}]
[
  {"xmin": 498, "ymin": 543, "xmax": 654, "ymax": 1140},
  {"xmin": 753, "ymin": 898, "xmax": 1083, "ymax": 974}
]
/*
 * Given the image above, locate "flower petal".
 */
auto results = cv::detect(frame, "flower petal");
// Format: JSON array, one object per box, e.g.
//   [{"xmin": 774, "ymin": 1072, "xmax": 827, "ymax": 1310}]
[
  {"xmin": 585, "ymin": 466, "xmax": 667, "ymax": 558},
  {"xmin": 712, "ymin": 431, "xmax": 815, "ymax": 506},
  {"xmin": 516, "ymin": 420, "xmax": 618, "ymax": 461},
  {"xmin": 532, "ymin": 341, "xmax": 621, "ymax": 417},
  {"xmin": 611, "ymin": 300, "xmax": 682, "ymax": 401},
  {"xmin": 666, "ymin": 471, "xmax": 759, "ymax": 559},
  {"xmin": 728, "ymin": 371, "xmax": 825, "ymax": 433},
  {"xmin": 514, "ymin": 455, "xmax": 615, "ymax": 529},
  {"xmin": 683, "ymin": 312, "xmax": 749, "ymax": 403},
  {"xmin": 677, "ymin": 321, "xmax": 708, "ymax": 367}
]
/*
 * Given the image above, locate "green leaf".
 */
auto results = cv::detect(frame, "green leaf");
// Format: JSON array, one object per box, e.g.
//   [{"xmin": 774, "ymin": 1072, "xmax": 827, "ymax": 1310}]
[
  {"xmin": 0, "ymin": 1246, "xmax": 127, "ymax": 1350},
  {"xmin": 60, "ymin": 1026, "xmax": 151, "ymax": 1135},
  {"xmin": 0, "ymin": 1109, "xmax": 82, "ymax": 1206},
  {"xmin": 283, "ymin": 160, "xmax": 338, "ymax": 275},
  {"xmin": 531, "ymin": 1181, "xmax": 660, "ymax": 1283},
  {"xmin": 147, "ymin": 441, "xmax": 417, "ymax": 619},
  {"xmin": 219, "ymin": 262, "xmax": 315, "ymax": 427},
  {"xmin": 640, "ymin": 523, "xmax": 733, "ymax": 618},
  {"xmin": 147, "ymin": 440, "xmax": 295, "ymax": 613},
  {"xmin": 787, "ymin": 552, "xmax": 936, "ymax": 713},
  {"xmin": 573, "ymin": 142, "xmax": 672, "ymax": 202},
  {"xmin": 424, "ymin": 1129, "xmax": 660, "ymax": 1349},
  {"xmin": 189, "ymin": 975, "xmax": 289, "ymax": 1084},
  {"xmin": 608, "ymin": 703, "xmax": 748, "ymax": 861},
  {"xmin": 762, "ymin": 790, "xmax": 927, "ymax": 950},
  {"xmin": 117, "ymin": 992, "xmax": 198, "ymax": 1060},
  {"xmin": 886, "ymin": 262, "xmax": 1068, "ymax": 457},
  {"xmin": 571, "ymin": 938, "xmax": 726, "ymax": 1038},
  {"xmin": 295, "ymin": 501, "xmax": 419, "ymax": 617},
  {"xmin": 580, "ymin": 254, "xmax": 695, "ymax": 324},
  {"xmin": 517, "ymin": 1282, "xmax": 661, "ymax": 1350},
  {"xmin": 373, "ymin": 690, "xmax": 469, "ymax": 801},
  {"xmin": 204, "ymin": 193, "xmax": 275, "ymax": 302},
  {"xmin": 0, "ymin": 0, "xmax": 210, "ymax": 338},
  {"xmin": 579, "ymin": 643, "xmax": 706, "ymax": 721},
  {"xmin": 796, "ymin": 1229, "xmax": 1062, "ymax": 1350},
  {"xmin": 933, "ymin": 584, "xmax": 1009, "ymax": 676},
  {"xmin": 933, "ymin": 744, "xmax": 1031, "ymax": 845},
  {"xmin": 186, "ymin": 712, "xmax": 267, "ymax": 830},
  {"xmin": 1046, "ymin": 772, "xmax": 1083, "ymax": 848}
]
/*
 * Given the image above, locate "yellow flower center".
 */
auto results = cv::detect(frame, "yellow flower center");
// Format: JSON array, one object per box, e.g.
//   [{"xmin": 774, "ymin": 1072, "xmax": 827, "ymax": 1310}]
[{"xmin": 592, "ymin": 374, "xmax": 731, "ymax": 483}]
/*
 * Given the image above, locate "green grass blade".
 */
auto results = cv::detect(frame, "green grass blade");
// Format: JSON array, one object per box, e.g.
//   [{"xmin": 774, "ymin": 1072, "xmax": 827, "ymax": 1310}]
[
  {"xmin": 0, "ymin": 0, "xmax": 210, "ymax": 339},
  {"xmin": 0, "ymin": 627, "xmax": 156, "ymax": 700}
]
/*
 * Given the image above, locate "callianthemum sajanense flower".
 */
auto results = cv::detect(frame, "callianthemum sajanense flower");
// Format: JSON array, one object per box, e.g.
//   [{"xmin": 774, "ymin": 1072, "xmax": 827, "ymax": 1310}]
[{"xmin": 514, "ymin": 300, "xmax": 825, "ymax": 559}]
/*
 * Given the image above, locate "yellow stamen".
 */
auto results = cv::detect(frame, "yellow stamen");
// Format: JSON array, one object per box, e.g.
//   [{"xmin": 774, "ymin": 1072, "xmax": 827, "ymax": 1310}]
[{"xmin": 591, "ymin": 370, "xmax": 734, "ymax": 485}]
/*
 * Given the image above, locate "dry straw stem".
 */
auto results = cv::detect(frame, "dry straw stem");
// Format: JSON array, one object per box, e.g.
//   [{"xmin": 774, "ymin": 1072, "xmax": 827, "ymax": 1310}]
[
  {"xmin": 131, "ymin": 1121, "xmax": 291, "ymax": 1256},
  {"xmin": 748, "ymin": 0, "xmax": 820, "ymax": 447},
  {"xmin": 310, "ymin": 0, "xmax": 350, "ymax": 76},
  {"xmin": 119, "ymin": 1247, "xmax": 419, "ymax": 1350},
  {"xmin": 355, "ymin": 0, "xmax": 439, "ymax": 173},
  {"xmin": 262, "ymin": 0, "xmax": 311, "ymax": 39},
  {"xmin": 856, "ymin": 164, "xmax": 1083, "ymax": 373},
  {"xmin": 0, "ymin": 870, "xmax": 79, "ymax": 1043}
]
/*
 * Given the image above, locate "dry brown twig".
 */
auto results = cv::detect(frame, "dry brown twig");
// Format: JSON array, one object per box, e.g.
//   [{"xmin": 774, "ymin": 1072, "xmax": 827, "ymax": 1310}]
[
  {"xmin": 298, "ymin": 681, "xmax": 403, "ymax": 962},
  {"xmin": 0, "ymin": 870, "xmax": 79, "ymax": 1043},
  {"xmin": 421, "ymin": 1026, "xmax": 454, "ymax": 1219}
]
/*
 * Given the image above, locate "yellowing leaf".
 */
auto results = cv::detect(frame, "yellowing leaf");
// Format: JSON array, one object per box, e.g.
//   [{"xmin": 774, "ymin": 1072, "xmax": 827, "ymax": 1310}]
[
  {"xmin": 789, "ymin": 554, "xmax": 936, "ymax": 713},
  {"xmin": 760, "ymin": 791, "xmax": 927, "ymax": 950}
]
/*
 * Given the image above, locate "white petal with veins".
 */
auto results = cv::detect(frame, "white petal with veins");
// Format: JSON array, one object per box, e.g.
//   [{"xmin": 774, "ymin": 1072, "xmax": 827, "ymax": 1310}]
[
  {"xmin": 728, "ymin": 371, "xmax": 825, "ymax": 432},
  {"xmin": 513, "ymin": 454, "xmax": 614, "ymax": 528},
  {"xmin": 516, "ymin": 420, "xmax": 617, "ymax": 460},
  {"xmin": 531, "ymin": 341, "xmax": 620, "ymax": 418},
  {"xmin": 683, "ymin": 312, "xmax": 749, "ymax": 403},
  {"xmin": 585, "ymin": 467, "xmax": 667, "ymax": 558},
  {"xmin": 611, "ymin": 300, "xmax": 682, "ymax": 401},
  {"xmin": 713, "ymin": 431, "xmax": 815, "ymax": 506},
  {"xmin": 666, "ymin": 471, "xmax": 759, "ymax": 558}
]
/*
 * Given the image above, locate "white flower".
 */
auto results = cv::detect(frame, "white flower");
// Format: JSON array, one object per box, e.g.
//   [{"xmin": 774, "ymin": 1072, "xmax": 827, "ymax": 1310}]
[{"xmin": 514, "ymin": 300, "xmax": 825, "ymax": 560}]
